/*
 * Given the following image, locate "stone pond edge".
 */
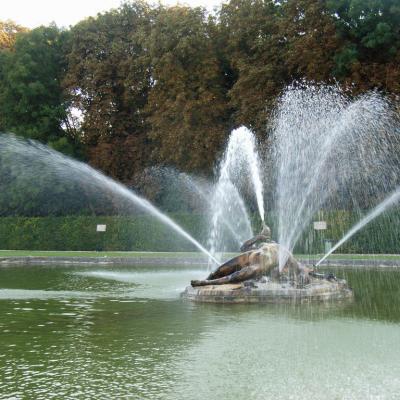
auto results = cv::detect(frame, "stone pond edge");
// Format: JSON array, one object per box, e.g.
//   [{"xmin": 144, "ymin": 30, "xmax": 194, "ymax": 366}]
[{"xmin": 1, "ymin": 256, "xmax": 400, "ymax": 268}]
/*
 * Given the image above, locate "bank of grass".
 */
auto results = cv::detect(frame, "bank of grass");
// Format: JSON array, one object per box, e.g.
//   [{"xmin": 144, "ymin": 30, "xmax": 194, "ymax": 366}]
[
  {"xmin": 1, "ymin": 249, "xmax": 400, "ymax": 261},
  {"xmin": 296, "ymin": 253, "xmax": 400, "ymax": 261},
  {"xmin": 0, "ymin": 250, "xmax": 206, "ymax": 258}
]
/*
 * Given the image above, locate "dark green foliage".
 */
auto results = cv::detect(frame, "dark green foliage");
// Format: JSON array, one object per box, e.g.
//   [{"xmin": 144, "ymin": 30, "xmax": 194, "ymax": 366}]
[
  {"xmin": 326, "ymin": 0, "xmax": 400, "ymax": 91},
  {"xmin": 0, "ymin": 26, "xmax": 79, "ymax": 155},
  {"xmin": 327, "ymin": 0, "xmax": 400, "ymax": 57}
]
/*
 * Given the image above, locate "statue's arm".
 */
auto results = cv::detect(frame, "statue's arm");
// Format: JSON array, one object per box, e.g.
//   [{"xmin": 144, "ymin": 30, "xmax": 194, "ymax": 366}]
[
  {"xmin": 240, "ymin": 235, "xmax": 269, "ymax": 251},
  {"xmin": 240, "ymin": 238, "xmax": 255, "ymax": 252}
]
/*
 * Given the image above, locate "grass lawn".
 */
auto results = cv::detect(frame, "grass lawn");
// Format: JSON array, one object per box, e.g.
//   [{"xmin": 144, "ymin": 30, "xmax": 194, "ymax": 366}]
[
  {"xmin": 0, "ymin": 250, "xmax": 207, "ymax": 258},
  {"xmin": 1, "ymin": 250, "xmax": 400, "ymax": 260},
  {"xmin": 297, "ymin": 254, "xmax": 400, "ymax": 260}
]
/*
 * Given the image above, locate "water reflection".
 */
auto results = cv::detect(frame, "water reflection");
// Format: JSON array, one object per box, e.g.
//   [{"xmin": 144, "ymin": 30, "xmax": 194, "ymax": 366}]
[{"xmin": 0, "ymin": 264, "xmax": 399, "ymax": 399}]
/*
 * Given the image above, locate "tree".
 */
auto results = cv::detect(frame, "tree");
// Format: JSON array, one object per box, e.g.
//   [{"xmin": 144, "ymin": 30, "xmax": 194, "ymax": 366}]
[
  {"xmin": 0, "ymin": 25, "xmax": 78, "ymax": 155},
  {"xmin": 0, "ymin": 20, "xmax": 28, "ymax": 50},
  {"xmin": 64, "ymin": 2, "xmax": 153, "ymax": 182},
  {"xmin": 219, "ymin": 0, "xmax": 287, "ymax": 134},
  {"xmin": 280, "ymin": 0, "xmax": 340, "ymax": 83},
  {"xmin": 326, "ymin": 0, "xmax": 400, "ymax": 93},
  {"xmin": 144, "ymin": 6, "xmax": 232, "ymax": 174}
]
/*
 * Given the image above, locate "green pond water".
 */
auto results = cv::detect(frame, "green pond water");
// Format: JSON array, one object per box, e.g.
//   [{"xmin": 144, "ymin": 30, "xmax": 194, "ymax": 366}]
[{"xmin": 0, "ymin": 264, "xmax": 400, "ymax": 400}]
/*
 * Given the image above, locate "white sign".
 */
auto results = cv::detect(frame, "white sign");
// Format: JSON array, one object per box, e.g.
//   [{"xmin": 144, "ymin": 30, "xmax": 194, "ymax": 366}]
[
  {"xmin": 313, "ymin": 221, "xmax": 327, "ymax": 230},
  {"xmin": 96, "ymin": 224, "xmax": 107, "ymax": 232}
]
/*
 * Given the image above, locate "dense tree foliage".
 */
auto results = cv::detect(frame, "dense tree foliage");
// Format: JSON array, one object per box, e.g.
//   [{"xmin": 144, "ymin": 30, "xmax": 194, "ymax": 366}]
[
  {"xmin": 0, "ymin": 0, "xmax": 399, "ymax": 209},
  {"xmin": 64, "ymin": 2, "xmax": 153, "ymax": 181},
  {"xmin": 145, "ymin": 6, "xmax": 232, "ymax": 173},
  {"xmin": 0, "ymin": 25, "xmax": 79, "ymax": 154},
  {"xmin": 327, "ymin": 0, "xmax": 400, "ymax": 93},
  {"xmin": 0, "ymin": 20, "xmax": 28, "ymax": 50},
  {"xmin": 219, "ymin": 0, "xmax": 286, "ymax": 132},
  {"xmin": 280, "ymin": 0, "xmax": 340, "ymax": 82}
]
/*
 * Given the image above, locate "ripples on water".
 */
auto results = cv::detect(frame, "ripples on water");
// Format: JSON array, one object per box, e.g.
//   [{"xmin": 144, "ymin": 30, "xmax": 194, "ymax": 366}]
[{"xmin": 0, "ymin": 265, "xmax": 400, "ymax": 399}]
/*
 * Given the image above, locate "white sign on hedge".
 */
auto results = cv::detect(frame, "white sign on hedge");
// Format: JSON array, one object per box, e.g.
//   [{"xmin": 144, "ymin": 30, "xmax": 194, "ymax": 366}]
[
  {"xmin": 96, "ymin": 224, "xmax": 107, "ymax": 232},
  {"xmin": 313, "ymin": 221, "xmax": 327, "ymax": 230}
]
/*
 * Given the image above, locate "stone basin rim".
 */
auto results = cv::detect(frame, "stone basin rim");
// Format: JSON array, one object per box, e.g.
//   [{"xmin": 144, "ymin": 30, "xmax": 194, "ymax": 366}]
[{"xmin": 181, "ymin": 279, "xmax": 353, "ymax": 304}]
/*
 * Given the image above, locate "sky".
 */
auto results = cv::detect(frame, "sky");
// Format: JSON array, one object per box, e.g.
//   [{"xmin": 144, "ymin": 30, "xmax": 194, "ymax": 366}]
[{"xmin": 1, "ymin": 0, "xmax": 224, "ymax": 29}]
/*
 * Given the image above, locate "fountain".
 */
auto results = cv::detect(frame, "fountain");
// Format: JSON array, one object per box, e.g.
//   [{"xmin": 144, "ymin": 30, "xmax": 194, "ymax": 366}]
[
  {"xmin": 273, "ymin": 85, "xmax": 400, "ymax": 270},
  {"xmin": 2, "ymin": 85, "xmax": 400, "ymax": 400},
  {"xmin": 183, "ymin": 84, "xmax": 400, "ymax": 303},
  {"xmin": 2, "ymin": 84, "xmax": 400, "ymax": 304},
  {"xmin": 183, "ymin": 222, "xmax": 353, "ymax": 303},
  {"xmin": 136, "ymin": 166, "xmax": 253, "ymax": 255},
  {"xmin": 207, "ymin": 127, "xmax": 263, "ymax": 262}
]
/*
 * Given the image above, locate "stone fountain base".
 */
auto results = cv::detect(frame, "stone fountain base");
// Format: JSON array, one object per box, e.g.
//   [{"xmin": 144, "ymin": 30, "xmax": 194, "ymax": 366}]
[{"xmin": 181, "ymin": 278, "xmax": 353, "ymax": 304}]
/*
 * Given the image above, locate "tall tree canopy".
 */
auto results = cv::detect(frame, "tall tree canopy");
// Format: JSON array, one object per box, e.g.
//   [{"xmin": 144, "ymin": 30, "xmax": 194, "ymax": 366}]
[
  {"xmin": 0, "ymin": 0, "xmax": 399, "ymax": 192},
  {"xmin": 145, "ymin": 6, "xmax": 232, "ymax": 173},
  {"xmin": 219, "ymin": 0, "xmax": 286, "ymax": 134},
  {"xmin": 0, "ymin": 25, "xmax": 77, "ymax": 154},
  {"xmin": 280, "ymin": 0, "xmax": 340, "ymax": 83},
  {"xmin": 64, "ymin": 2, "xmax": 153, "ymax": 182},
  {"xmin": 0, "ymin": 20, "xmax": 28, "ymax": 50},
  {"xmin": 327, "ymin": 0, "xmax": 400, "ymax": 92}
]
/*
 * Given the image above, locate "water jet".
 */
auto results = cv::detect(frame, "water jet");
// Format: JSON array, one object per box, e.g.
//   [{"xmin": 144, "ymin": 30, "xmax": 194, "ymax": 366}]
[
  {"xmin": 0, "ymin": 134, "xmax": 219, "ymax": 264},
  {"xmin": 184, "ymin": 85, "xmax": 400, "ymax": 303}
]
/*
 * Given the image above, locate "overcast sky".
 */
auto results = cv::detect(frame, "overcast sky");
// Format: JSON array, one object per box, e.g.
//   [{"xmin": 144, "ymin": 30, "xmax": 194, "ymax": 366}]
[{"xmin": 1, "ymin": 0, "xmax": 224, "ymax": 29}]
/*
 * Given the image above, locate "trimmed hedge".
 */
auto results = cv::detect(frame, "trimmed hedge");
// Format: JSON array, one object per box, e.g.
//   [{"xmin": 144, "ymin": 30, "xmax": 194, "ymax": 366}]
[
  {"xmin": 289, "ymin": 210, "xmax": 400, "ymax": 254},
  {"xmin": 0, "ymin": 214, "xmax": 206, "ymax": 252},
  {"xmin": 0, "ymin": 210, "xmax": 399, "ymax": 253}
]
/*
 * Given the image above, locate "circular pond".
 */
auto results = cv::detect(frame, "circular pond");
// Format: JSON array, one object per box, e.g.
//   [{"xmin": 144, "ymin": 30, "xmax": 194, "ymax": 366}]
[{"xmin": 0, "ymin": 264, "xmax": 399, "ymax": 399}]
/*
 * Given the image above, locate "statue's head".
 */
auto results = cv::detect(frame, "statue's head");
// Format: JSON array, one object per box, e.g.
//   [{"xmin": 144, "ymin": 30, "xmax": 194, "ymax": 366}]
[{"xmin": 260, "ymin": 224, "xmax": 271, "ymax": 240}]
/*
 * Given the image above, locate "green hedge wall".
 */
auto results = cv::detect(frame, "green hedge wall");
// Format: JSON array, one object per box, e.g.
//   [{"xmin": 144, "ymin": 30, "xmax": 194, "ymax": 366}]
[
  {"xmin": 0, "ymin": 210, "xmax": 399, "ymax": 253},
  {"xmin": 289, "ymin": 210, "xmax": 400, "ymax": 254},
  {"xmin": 264, "ymin": 209, "xmax": 400, "ymax": 254},
  {"xmin": 0, "ymin": 214, "xmax": 206, "ymax": 252}
]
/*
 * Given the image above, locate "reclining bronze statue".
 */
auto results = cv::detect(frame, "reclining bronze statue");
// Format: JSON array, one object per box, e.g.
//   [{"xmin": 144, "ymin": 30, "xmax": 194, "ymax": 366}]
[
  {"xmin": 191, "ymin": 224, "xmax": 312, "ymax": 287},
  {"xmin": 183, "ymin": 224, "xmax": 353, "ymax": 304}
]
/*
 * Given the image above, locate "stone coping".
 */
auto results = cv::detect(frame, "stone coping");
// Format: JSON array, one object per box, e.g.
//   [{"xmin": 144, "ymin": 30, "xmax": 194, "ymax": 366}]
[
  {"xmin": 181, "ymin": 279, "xmax": 354, "ymax": 304},
  {"xmin": 1, "ymin": 255, "xmax": 400, "ymax": 267}
]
